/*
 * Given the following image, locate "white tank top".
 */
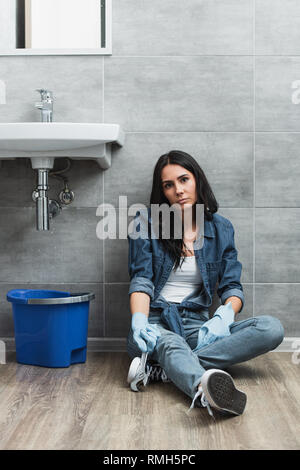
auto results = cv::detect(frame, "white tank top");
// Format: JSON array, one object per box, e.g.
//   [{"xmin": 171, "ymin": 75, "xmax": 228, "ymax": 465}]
[{"xmin": 159, "ymin": 256, "xmax": 203, "ymax": 303}]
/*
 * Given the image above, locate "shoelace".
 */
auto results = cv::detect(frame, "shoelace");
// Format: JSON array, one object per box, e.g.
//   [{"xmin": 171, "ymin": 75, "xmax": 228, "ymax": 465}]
[
  {"xmin": 188, "ymin": 386, "xmax": 215, "ymax": 419},
  {"xmin": 145, "ymin": 365, "xmax": 214, "ymax": 419},
  {"xmin": 146, "ymin": 364, "xmax": 170, "ymax": 383}
]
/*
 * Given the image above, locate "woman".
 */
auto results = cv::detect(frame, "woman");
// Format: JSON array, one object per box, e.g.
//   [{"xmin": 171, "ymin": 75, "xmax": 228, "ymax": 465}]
[{"xmin": 126, "ymin": 150, "xmax": 284, "ymax": 417}]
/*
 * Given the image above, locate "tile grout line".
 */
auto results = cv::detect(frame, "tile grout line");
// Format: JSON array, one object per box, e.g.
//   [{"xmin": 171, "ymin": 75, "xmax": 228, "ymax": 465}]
[
  {"xmin": 105, "ymin": 54, "xmax": 300, "ymax": 58},
  {"xmin": 102, "ymin": 55, "xmax": 106, "ymax": 336},
  {"xmin": 123, "ymin": 131, "xmax": 300, "ymax": 134},
  {"xmin": 102, "ymin": 55, "xmax": 105, "ymax": 123},
  {"xmin": 102, "ymin": 173, "xmax": 105, "ymax": 336},
  {"xmin": 1, "ymin": 206, "xmax": 300, "ymax": 210},
  {"xmin": 2, "ymin": 280, "xmax": 300, "ymax": 285},
  {"xmin": 253, "ymin": 0, "xmax": 256, "ymax": 318}
]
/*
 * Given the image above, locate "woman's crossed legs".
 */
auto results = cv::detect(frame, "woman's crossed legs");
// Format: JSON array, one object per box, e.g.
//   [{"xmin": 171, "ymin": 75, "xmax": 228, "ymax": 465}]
[{"xmin": 127, "ymin": 314, "xmax": 284, "ymax": 403}]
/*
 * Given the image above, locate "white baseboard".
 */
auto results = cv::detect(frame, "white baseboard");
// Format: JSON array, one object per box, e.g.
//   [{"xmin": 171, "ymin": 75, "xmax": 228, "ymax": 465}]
[
  {"xmin": 274, "ymin": 337, "xmax": 300, "ymax": 353},
  {"xmin": 88, "ymin": 337, "xmax": 300, "ymax": 353},
  {"xmin": 87, "ymin": 337, "xmax": 127, "ymax": 352},
  {"xmin": 1, "ymin": 337, "xmax": 300, "ymax": 353},
  {"xmin": 1, "ymin": 337, "xmax": 128, "ymax": 353}
]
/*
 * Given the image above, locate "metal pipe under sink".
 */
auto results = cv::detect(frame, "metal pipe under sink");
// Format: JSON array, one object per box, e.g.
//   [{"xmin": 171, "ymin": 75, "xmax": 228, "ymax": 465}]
[
  {"xmin": 33, "ymin": 169, "xmax": 62, "ymax": 231},
  {"xmin": 35, "ymin": 169, "xmax": 50, "ymax": 231}
]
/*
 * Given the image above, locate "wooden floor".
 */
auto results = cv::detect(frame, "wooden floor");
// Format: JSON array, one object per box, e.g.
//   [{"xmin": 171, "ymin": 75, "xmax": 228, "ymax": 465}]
[{"xmin": 0, "ymin": 351, "xmax": 299, "ymax": 450}]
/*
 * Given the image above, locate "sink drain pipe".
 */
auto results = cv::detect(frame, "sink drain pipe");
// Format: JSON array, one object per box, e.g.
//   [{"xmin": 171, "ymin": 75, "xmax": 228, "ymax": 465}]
[{"xmin": 36, "ymin": 169, "xmax": 50, "ymax": 231}]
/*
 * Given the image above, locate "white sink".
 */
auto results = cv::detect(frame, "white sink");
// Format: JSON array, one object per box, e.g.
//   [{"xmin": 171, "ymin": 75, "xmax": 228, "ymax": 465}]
[{"xmin": 0, "ymin": 123, "xmax": 125, "ymax": 169}]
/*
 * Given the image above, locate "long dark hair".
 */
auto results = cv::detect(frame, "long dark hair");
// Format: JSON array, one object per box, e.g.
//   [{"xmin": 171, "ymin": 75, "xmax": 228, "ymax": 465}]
[{"xmin": 150, "ymin": 150, "xmax": 218, "ymax": 270}]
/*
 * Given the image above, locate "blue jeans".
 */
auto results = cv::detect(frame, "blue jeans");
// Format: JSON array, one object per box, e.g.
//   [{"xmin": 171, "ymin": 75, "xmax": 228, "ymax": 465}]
[{"xmin": 127, "ymin": 309, "xmax": 284, "ymax": 405}]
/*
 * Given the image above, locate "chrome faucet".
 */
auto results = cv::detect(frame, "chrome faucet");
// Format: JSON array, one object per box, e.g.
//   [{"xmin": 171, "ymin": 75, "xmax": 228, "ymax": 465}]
[{"xmin": 35, "ymin": 89, "xmax": 54, "ymax": 122}]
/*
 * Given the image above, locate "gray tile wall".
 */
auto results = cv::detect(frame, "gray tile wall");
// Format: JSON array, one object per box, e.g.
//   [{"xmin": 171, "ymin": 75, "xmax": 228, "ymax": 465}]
[{"xmin": 0, "ymin": 0, "xmax": 299, "ymax": 346}]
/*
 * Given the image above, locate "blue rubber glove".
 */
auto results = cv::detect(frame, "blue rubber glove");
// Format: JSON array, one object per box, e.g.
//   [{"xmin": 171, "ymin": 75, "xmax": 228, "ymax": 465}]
[
  {"xmin": 193, "ymin": 302, "xmax": 235, "ymax": 352},
  {"xmin": 131, "ymin": 312, "xmax": 161, "ymax": 354}
]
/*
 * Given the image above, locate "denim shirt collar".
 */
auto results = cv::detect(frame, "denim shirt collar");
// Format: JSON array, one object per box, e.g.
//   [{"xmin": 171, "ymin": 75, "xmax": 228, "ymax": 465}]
[{"xmin": 192, "ymin": 217, "xmax": 215, "ymax": 251}]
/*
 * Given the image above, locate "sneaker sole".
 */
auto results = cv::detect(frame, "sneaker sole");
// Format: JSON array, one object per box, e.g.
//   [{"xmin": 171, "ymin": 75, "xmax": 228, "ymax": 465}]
[
  {"xmin": 127, "ymin": 357, "xmax": 141, "ymax": 384},
  {"xmin": 202, "ymin": 370, "xmax": 247, "ymax": 416},
  {"xmin": 127, "ymin": 356, "xmax": 149, "ymax": 392}
]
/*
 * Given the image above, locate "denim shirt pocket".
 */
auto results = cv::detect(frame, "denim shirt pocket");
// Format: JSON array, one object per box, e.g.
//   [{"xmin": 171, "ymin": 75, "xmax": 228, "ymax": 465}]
[{"xmin": 205, "ymin": 261, "xmax": 222, "ymax": 295}]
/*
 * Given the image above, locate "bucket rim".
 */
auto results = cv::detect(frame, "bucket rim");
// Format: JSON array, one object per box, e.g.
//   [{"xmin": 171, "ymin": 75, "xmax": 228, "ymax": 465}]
[{"xmin": 27, "ymin": 292, "xmax": 95, "ymax": 305}]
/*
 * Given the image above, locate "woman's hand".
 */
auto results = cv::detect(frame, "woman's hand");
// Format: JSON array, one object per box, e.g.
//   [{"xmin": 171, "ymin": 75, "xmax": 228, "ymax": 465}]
[
  {"xmin": 131, "ymin": 312, "xmax": 161, "ymax": 354},
  {"xmin": 193, "ymin": 302, "xmax": 235, "ymax": 352}
]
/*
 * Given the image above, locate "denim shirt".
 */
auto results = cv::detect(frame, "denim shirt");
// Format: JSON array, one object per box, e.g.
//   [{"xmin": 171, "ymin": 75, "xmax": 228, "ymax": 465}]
[{"xmin": 127, "ymin": 208, "xmax": 244, "ymax": 337}]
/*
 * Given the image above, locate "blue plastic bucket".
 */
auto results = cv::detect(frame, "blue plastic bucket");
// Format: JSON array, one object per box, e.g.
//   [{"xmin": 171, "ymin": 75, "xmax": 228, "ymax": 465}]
[{"xmin": 7, "ymin": 289, "xmax": 95, "ymax": 368}]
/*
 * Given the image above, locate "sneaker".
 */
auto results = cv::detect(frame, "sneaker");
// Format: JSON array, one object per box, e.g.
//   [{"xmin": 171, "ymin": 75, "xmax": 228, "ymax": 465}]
[
  {"xmin": 189, "ymin": 368, "xmax": 247, "ymax": 417},
  {"xmin": 127, "ymin": 356, "xmax": 148, "ymax": 392},
  {"xmin": 146, "ymin": 363, "xmax": 170, "ymax": 383},
  {"xmin": 127, "ymin": 355, "xmax": 169, "ymax": 392}
]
